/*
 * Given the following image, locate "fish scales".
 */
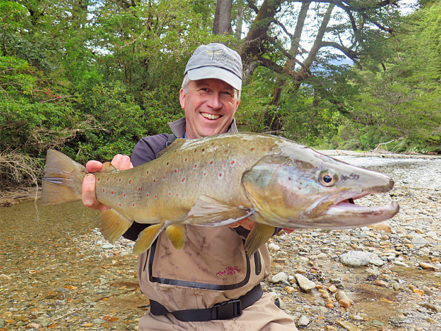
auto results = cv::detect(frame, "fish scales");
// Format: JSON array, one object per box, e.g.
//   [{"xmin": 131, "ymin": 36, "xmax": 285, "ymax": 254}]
[{"xmin": 41, "ymin": 133, "xmax": 399, "ymax": 255}]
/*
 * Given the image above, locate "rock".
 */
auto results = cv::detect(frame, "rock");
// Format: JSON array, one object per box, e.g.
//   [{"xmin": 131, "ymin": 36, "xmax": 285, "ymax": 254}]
[
  {"xmin": 26, "ymin": 322, "xmax": 41, "ymax": 329},
  {"xmin": 337, "ymin": 320, "xmax": 360, "ymax": 331},
  {"xmin": 270, "ymin": 271, "xmax": 289, "ymax": 283},
  {"xmin": 411, "ymin": 236, "xmax": 428, "ymax": 248},
  {"xmin": 373, "ymin": 279, "xmax": 388, "ymax": 287},
  {"xmin": 268, "ymin": 243, "xmax": 280, "ymax": 251},
  {"xmin": 340, "ymin": 251, "xmax": 384, "ymax": 267},
  {"xmin": 297, "ymin": 315, "xmax": 310, "ymax": 327},
  {"xmin": 284, "ymin": 286, "xmax": 295, "ymax": 294},
  {"xmin": 419, "ymin": 262, "xmax": 439, "ymax": 271},
  {"xmin": 295, "ymin": 274, "xmax": 316, "ymax": 291},
  {"xmin": 336, "ymin": 290, "xmax": 353, "ymax": 308},
  {"xmin": 328, "ymin": 284, "xmax": 338, "ymax": 293},
  {"xmin": 101, "ymin": 243, "xmax": 114, "ymax": 249},
  {"xmin": 369, "ymin": 222, "xmax": 392, "ymax": 233}
]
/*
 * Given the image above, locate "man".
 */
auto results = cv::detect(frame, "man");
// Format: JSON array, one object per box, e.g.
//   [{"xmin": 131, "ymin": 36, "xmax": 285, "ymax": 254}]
[{"xmin": 82, "ymin": 43, "xmax": 297, "ymax": 330}]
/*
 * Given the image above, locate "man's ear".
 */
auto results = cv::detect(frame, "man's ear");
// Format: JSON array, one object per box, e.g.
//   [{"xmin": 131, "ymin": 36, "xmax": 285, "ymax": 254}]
[{"xmin": 179, "ymin": 88, "xmax": 186, "ymax": 109}]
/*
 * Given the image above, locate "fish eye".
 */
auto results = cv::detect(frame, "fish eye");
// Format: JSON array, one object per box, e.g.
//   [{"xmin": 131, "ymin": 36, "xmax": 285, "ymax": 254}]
[{"xmin": 319, "ymin": 171, "xmax": 338, "ymax": 187}]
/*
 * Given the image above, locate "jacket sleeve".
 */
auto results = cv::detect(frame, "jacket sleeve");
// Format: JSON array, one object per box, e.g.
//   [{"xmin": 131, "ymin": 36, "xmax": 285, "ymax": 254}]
[{"xmin": 122, "ymin": 134, "xmax": 169, "ymax": 241}]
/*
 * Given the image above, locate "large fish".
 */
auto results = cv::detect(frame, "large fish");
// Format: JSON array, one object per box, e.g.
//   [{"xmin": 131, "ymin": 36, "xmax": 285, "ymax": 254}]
[{"xmin": 42, "ymin": 133, "xmax": 399, "ymax": 255}]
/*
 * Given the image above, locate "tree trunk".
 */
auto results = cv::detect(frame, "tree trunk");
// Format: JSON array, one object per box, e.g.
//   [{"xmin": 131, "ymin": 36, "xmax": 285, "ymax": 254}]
[{"xmin": 213, "ymin": 0, "xmax": 233, "ymax": 35}]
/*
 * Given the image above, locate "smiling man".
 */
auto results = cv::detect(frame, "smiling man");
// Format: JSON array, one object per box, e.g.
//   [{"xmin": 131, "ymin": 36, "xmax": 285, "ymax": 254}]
[{"xmin": 82, "ymin": 43, "xmax": 297, "ymax": 330}]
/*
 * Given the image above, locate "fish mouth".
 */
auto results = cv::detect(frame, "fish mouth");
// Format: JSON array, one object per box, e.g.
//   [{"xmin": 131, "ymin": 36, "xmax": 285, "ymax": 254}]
[{"xmin": 314, "ymin": 190, "xmax": 400, "ymax": 229}]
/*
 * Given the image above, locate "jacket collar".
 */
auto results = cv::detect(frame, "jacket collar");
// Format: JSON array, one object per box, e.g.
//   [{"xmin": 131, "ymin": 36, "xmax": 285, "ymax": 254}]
[{"xmin": 168, "ymin": 117, "xmax": 238, "ymax": 138}]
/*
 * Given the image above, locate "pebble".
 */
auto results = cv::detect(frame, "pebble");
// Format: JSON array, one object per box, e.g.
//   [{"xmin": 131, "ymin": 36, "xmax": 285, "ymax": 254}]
[
  {"xmin": 297, "ymin": 315, "xmax": 310, "ymax": 327},
  {"xmin": 419, "ymin": 262, "xmax": 439, "ymax": 271},
  {"xmin": 340, "ymin": 251, "xmax": 384, "ymax": 267},
  {"xmin": 270, "ymin": 271, "xmax": 289, "ymax": 283},
  {"xmin": 268, "ymin": 243, "xmax": 280, "ymax": 251},
  {"xmin": 337, "ymin": 320, "xmax": 360, "ymax": 331},
  {"xmin": 295, "ymin": 274, "xmax": 316, "ymax": 291},
  {"xmin": 411, "ymin": 236, "xmax": 428, "ymax": 248}
]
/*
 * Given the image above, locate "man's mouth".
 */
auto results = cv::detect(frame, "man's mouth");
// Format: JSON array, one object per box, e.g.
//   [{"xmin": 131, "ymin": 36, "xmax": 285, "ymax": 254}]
[{"xmin": 201, "ymin": 113, "xmax": 221, "ymax": 120}]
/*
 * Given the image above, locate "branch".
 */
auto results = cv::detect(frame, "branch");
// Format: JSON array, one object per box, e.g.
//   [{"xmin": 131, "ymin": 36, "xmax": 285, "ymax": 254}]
[
  {"xmin": 319, "ymin": 41, "xmax": 359, "ymax": 61},
  {"xmin": 245, "ymin": 0, "xmax": 259, "ymax": 14}
]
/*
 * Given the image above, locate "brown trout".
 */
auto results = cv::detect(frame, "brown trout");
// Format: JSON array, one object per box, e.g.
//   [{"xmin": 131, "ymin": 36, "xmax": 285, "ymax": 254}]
[{"xmin": 42, "ymin": 133, "xmax": 399, "ymax": 255}]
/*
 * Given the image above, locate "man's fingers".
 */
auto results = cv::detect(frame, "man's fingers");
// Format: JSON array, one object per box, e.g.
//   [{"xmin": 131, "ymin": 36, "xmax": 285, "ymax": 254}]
[
  {"xmin": 86, "ymin": 160, "xmax": 103, "ymax": 173},
  {"xmin": 82, "ymin": 174, "xmax": 98, "ymax": 207},
  {"xmin": 229, "ymin": 218, "xmax": 255, "ymax": 231},
  {"xmin": 111, "ymin": 154, "xmax": 133, "ymax": 170}
]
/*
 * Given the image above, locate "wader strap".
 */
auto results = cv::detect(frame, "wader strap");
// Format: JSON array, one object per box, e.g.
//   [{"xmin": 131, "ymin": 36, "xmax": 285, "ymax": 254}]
[{"xmin": 149, "ymin": 284, "xmax": 263, "ymax": 321}]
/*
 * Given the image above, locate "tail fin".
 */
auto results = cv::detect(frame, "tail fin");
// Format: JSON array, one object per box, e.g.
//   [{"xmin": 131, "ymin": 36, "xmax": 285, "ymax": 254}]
[{"xmin": 41, "ymin": 149, "xmax": 87, "ymax": 205}]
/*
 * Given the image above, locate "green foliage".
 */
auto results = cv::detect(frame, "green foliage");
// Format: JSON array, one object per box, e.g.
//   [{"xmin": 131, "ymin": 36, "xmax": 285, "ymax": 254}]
[{"xmin": 340, "ymin": 2, "xmax": 441, "ymax": 153}]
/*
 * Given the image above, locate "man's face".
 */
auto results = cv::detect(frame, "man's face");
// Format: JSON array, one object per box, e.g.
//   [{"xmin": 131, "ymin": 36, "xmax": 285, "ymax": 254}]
[{"xmin": 180, "ymin": 79, "xmax": 240, "ymax": 139}]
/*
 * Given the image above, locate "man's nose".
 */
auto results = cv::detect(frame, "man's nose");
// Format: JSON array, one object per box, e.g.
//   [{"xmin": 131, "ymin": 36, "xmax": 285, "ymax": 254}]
[{"xmin": 207, "ymin": 93, "xmax": 222, "ymax": 109}]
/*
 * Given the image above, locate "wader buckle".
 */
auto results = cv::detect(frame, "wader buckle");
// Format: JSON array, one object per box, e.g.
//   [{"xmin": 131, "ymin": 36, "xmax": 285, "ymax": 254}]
[{"xmin": 212, "ymin": 298, "xmax": 242, "ymax": 319}]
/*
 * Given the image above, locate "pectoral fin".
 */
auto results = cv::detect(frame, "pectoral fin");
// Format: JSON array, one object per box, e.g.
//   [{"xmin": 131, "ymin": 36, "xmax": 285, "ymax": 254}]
[
  {"xmin": 165, "ymin": 224, "xmax": 186, "ymax": 249},
  {"xmin": 133, "ymin": 223, "xmax": 165, "ymax": 254},
  {"xmin": 186, "ymin": 195, "xmax": 254, "ymax": 226},
  {"xmin": 244, "ymin": 223, "xmax": 276, "ymax": 256},
  {"xmin": 99, "ymin": 209, "xmax": 133, "ymax": 243}
]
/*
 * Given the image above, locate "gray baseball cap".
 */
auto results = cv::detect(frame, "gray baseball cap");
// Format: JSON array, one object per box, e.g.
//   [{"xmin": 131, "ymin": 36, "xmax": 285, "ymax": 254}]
[{"xmin": 184, "ymin": 43, "xmax": 243, "ymax": 90}]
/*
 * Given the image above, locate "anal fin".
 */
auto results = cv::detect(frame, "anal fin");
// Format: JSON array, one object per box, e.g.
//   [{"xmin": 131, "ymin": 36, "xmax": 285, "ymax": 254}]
[
  {"xmin": 244, "ymin": 223, "xmax": 276, "ymax": 256},
  {"xmin": 165, "ymin": 224, "xmax": 186, "ymax": 249},
  {"xmin": 133, "ymin": 223, "xmax": 165, "ymax": 254},
  {"xmin": 99, "ymin": 209, "xmax": 132, "ymax": 243}
]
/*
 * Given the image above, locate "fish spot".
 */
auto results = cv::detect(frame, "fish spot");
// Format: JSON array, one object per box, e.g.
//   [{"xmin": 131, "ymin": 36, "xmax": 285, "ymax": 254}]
[
  {"xmin": 168, "ymin": 192, "xmax": 172, "ymax": 196},
  {"xmin": 153, "ymin": 179, "xmax": 156, "ymax": 183},
  {"xmin": 111, "ymin": 191, "xmax": 114, "ymax": 195},
  {"xmin": 123, "ymin": 193, "xmax": 127, "ymax": 198},
  {"xmin": 174, "ymin": 169, "xmax": 178, "ymax": 173},
  {"xmin": 154, "ymin": 194, "xmax": 158, "ymax": 199},
  {"xmin": 218, "ymin": 172, "xmax": 223, "ymax": 178},
  {"xmin": 119, "ymin": 203, "xmax": 122, "ymax": 207},
  {"xmin": 102, "ymin": 188, "xmax": 105, "ymax": 193},
  {"xmin": 194, "ymin": 164, "xmax": 198, "ymax": 169},
  {"xmin": 203, "ymin": 172, "xmax": 207, "ymax": 176},
  {"xmin": 210, "ymin": 161, "xmax": 214, "ymax": 165},
  {"xmin": 97, "ymin": 178, "xmax": 101, "ymax": 182},
  {"xmin": 129, "ymin": 180, "xmax": 132, "ymax": 184},
  {"xmin": 181, "ymin": 177, "xmax": 186, "ymax": 183},
  {"xmin": 163, "ymin": 176, "xmax": 166, "ymax": 179},
  {"xmin": 132, "ymin": 203, "xmax": 135, "ymax": 207},
  {"xmin": 230, "ymin": 160, "xmax": 235, "ymax": 166},
  {"xmin": 184, "ymin": 158, "xmax": 188, "ymax": 162}
]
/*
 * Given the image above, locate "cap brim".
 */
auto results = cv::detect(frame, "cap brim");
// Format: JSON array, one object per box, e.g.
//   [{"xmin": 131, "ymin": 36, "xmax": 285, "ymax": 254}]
[{"xmin": 187, "ymin": 67, "xmax": 242, "ymax": 91}]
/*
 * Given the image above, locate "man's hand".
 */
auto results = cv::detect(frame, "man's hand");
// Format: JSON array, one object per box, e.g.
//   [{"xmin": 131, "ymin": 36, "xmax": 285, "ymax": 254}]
[
  {"xmin": 81, "ymin": 154, "xmax": 133, "ymax": 212},
  {"xmin": 229, "ymin": 218, "xmax": 255, "ymax": 231}
]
